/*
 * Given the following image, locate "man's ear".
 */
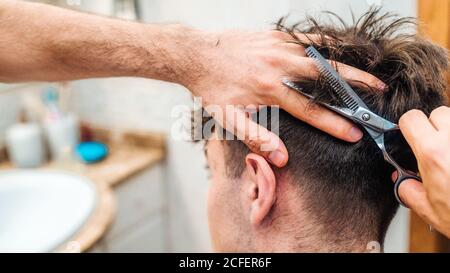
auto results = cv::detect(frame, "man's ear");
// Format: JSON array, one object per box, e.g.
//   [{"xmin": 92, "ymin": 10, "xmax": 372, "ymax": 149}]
[{"xmin": 243, "ymin": 153, "xmax": 277, "ymax": 227}]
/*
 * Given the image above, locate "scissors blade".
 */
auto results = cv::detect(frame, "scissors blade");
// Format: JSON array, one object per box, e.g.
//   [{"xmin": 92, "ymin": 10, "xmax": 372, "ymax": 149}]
[
  {"xmin": 305, "ymin": 46, "xmax": 369, "ymax": 113},
  {"xmin": 304, "ymin": 46, "xmax": 400, "ymax": 132},
  {"xmin": 282, "ymin": 79, "xmax": 355, "ymax": 120},
  {"xmin": 283, "ymin": 78, "xmax": 398, "ymax": 133}
]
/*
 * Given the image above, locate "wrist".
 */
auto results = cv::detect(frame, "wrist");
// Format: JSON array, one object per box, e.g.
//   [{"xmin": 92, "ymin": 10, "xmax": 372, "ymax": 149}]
[{"xmin": 146, "ymin": 24, "xmax": 217, "ymax": 90}]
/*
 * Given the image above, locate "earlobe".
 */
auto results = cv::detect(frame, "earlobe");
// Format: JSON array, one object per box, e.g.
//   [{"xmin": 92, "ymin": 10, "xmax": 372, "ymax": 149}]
[{"xmin": 244, "ymin": 153, "xmax": 277, "ymax": 227}]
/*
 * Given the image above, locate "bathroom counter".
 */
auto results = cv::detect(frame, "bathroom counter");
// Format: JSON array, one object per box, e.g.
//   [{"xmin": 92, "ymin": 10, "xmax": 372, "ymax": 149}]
[
  {"xmin": 0, "ymin": 128, "xmax": 166, "ymax": 252},
  {"xmin": 75, "ymin": 141, "xmax": 165, "ymax": 187}
]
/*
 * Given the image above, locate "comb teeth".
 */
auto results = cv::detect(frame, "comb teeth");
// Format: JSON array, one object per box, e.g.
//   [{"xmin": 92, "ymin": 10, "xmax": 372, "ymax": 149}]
[
  {"xmin": 305, "ymin": 47, "xmax": 360, "ymax": 112},
  {"xmin": 316, "ymin": 64, "xmax": 360, "ymax": 111}
]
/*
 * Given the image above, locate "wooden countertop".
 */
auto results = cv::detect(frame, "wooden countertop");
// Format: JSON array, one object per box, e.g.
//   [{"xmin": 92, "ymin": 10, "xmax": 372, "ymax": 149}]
[
  {"xmin": 0, "ymin": 129, "xmax": 166, "ymax": 252},
  {"xmin": 72, "ymin": 142, "xmax": 165, "ymax": 187}
]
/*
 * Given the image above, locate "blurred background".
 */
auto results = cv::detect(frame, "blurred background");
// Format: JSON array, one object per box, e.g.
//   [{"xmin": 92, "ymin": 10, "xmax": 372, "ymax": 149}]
[{"xmin": 0, "ymin": 0, "xmax": 448, "ymax": 253}]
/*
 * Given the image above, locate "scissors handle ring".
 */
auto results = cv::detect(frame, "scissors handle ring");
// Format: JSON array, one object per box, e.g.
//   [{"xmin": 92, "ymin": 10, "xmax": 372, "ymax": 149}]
[{"xmin": 394, "ymin": 174, "xmax": 422, "ymax": 208}]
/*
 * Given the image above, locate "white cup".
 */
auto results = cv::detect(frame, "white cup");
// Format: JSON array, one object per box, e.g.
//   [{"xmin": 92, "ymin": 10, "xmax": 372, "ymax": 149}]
[
  {"xmin": 5, "ymin": 123, "xmax": 46, "ymax": 168},
  {"xmin": 44, "ymin": 114, "xmax": 80, "ymax": 161}
]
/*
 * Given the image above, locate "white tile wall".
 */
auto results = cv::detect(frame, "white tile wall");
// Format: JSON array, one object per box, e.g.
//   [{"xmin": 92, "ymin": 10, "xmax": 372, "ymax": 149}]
[
  {"xmin": 0, "ymin": 85, "xmax": 43, "ymax": 146},
  {"xmin": 69, "ymin": 78, "xmax": 191, "ymax": 133},
  {"xmin": 0, "ymin": 90, "xmax": 21, "ymax": 144},
  {"xmin": 166, "ymin": 138, "xmax": 212, "ymax": 252}
]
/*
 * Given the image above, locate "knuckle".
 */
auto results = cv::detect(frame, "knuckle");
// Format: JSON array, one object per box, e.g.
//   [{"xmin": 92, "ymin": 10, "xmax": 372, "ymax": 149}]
[
  {"xmin": 399, "ymin": 109, "xmax": 422, "ymax": 126},
  {"xmin": 256, "ymin": 78, "xmax": 275, "ymax": 91},
  {"xmin": 245, "ymin": 138, "xmax": 261, "ymax": 152},
  {"xmin": 299, "ymin": 103, "xmax": 320, "ymax": 121},
  {"xmin": 430, "ymin": 106, "xmax": 445, "ymax": 117},
  {"xmin": 336, "ymin": 123, "xmax": 353, "ymax": 138},
  {"xmin": 274, "ymin": 86, "xmax": 292, "ymax": 107},
  {"xmin": 261, "ymin": 53, "xmax": 281, "ymax": 67},
  {"xmin": 302, "ymin": 58, "xmax": 319, "ymax": 79},
  {"xmin": 428, "ymin": 147, "xmax": 450, "ymax": 174},
  {"xmin": 269, "ymin": 30, "xmax": 289, "ymax": 40},
  {"xmin": 430, "ymin": 106, "xmax": 450, "ymax": 118},
  {"xmin": 369, "ymin": 76, "xmax": 382, "ymax": 88},
  {"xmin": 258, "ymin": 87, "xmax": 276, "ymax": 105},
  {"xmin": 428, "ymin": 193, "xmax": 448, "ymax": 212},
  {"xmin": 323, "ymin": 118, "xmax": 353, "ymax": 137},
  {"xmin": 406, "ymin": 109, "xmax": 423, "ymax": 118},
  {"xmin": 419, "ymin": 142, "xmax": 441, "ymax": 163},
  {"xmin": 269, "ymin": 30, "xmax": 282, "ymax": 38}
]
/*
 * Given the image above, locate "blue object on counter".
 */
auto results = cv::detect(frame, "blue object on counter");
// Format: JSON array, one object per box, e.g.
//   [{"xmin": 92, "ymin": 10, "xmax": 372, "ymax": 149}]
[
  {"xmin": 42, "ymin": 86, "xmax": 59, "ymax": 104},
  {"xmin": 76, "ymin": 142, "xmax": 108, "ymax": 164}
]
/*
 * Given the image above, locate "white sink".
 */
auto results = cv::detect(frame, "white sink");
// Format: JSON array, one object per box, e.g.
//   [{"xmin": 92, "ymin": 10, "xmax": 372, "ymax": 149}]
[{"xmin": 0, "ymin": 170, "xmax": 97, "ymax": 253}]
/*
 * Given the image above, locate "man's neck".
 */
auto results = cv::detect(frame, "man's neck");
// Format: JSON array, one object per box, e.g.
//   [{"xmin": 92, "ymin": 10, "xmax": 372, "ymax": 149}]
[
  {"xmin": 253, "ymin": 231, "xmax": 380, "ymax": 253},
  {"xmin": 253, "ymin": 184, "xmax": 382, "ymax": 253}
]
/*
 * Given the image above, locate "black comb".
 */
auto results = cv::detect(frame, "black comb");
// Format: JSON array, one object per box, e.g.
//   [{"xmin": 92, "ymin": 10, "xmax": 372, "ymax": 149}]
[{"xmin": 305, "ymin": 46, "xmax": 368, "ymax": 113}]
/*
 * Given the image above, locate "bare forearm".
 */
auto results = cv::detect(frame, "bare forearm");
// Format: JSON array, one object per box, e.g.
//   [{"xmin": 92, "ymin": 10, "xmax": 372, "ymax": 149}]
[{"xmin": 0, "ymin": 0, "xmax": 213, "ymax": 84}]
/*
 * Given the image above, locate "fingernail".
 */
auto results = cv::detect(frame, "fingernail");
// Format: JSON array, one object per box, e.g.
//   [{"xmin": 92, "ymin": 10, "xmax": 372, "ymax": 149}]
[
  {"xmin": 269, "ymin": 150, "xmax": 286, "ymax": 166},
  {"xmin": 378, "ymin": 82, "xmax": 388, "ymax": 92},
  {"xmin": 348, "ymin": 126, "xmax": 363, "ymax": 142}
]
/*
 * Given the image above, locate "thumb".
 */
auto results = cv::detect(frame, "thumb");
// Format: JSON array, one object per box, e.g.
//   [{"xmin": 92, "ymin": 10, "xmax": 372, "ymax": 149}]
[{"xmin": 393, "ymin": 175, "xmax": 440, "ymax": 226}]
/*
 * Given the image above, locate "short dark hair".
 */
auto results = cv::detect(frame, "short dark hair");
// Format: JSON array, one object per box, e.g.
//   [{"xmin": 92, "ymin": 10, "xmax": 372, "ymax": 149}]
[{"xmin": 222, "ymin": 8, "xmax": 449, "ymax": 247}]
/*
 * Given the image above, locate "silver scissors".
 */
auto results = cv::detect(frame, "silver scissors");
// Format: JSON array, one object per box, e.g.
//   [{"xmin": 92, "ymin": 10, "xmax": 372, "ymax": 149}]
[{"xmin": 282, "ymin": 46, "xmax": 421, "ymax": 208}]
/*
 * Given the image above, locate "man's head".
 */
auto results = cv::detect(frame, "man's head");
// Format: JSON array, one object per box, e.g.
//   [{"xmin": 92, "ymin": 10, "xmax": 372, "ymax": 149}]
[{"xmin": 203, "ymin": 9, "xmax": 449, "ymax": 252}]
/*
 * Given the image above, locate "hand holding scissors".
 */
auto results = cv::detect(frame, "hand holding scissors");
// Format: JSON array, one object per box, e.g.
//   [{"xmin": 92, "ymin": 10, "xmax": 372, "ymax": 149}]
[
  {"xmin": 284, "ymin": 46, "xmax": 450, "ymax": 238},
  {"xmin": 283, "ymin": 46, "xmax": 421, "ymax": 207},
  {"xmin": 395, "ymin": 107, "xmax": 450, "ymax": 238}
]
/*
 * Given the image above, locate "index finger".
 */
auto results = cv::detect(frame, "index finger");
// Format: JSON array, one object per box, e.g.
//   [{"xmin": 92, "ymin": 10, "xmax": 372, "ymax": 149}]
[
  {"xmin": 399, "ymin": 109, "xmax": 438, "ymax": 154},
  {"xmin": 286, "ymin": 56, "xmax": 387, "ymax": 93},
  {"xmin": 275, "ymin": 31, "xmax": 384, "ymax": 91},
  {"xmin": 330, "ymin": 61, "xmax": 388, "ymax": 92},
  {"xmin": 277, "ymin": 82, "xmax": 363, "ymax": 143}
]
